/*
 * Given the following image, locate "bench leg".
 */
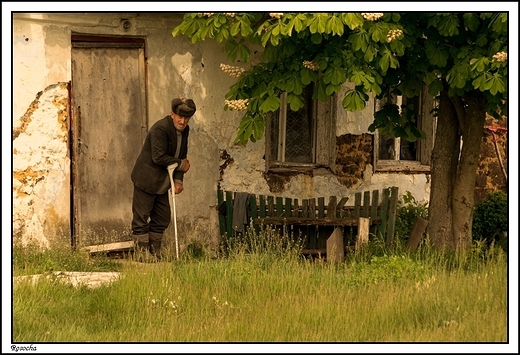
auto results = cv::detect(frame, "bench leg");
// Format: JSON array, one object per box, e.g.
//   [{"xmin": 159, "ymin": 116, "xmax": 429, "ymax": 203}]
[
  {"xmin": 326, "ymin": 227, "xmax": 344, "ymax": 263},
  {"xmin": 355, "ymin": 217, "xmax": 370, "ymax": 252}
]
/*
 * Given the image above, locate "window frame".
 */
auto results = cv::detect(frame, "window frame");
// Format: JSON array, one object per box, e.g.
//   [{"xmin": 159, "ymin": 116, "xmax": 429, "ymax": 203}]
[
  {"xmin": 374, "ymin": 88, "xmax": 437, "ymax": 173},
  {"xmin": 265, "ymin": 90, "xmax": 336, "ymax": 173}
]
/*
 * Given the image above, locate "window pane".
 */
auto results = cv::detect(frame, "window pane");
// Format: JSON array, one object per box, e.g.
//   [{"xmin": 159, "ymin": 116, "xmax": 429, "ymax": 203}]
[
  {"xmin": 400, "ymin": 139, "xmax": 417, "ymax": 160},
  {"xmin": 285, "ymin": 106, "xmax": 312, "ymax": 163},
  {"xmin": 379, "ymin": 134, "xmax": 396, "ymax": 160},
  {"xmin": 269, "ymin": 112, "xmax": 279, "ymax": 162}
]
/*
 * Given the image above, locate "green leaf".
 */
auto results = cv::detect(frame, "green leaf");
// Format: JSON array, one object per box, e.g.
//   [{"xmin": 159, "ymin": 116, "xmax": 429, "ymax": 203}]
[
  {"xmin": 475, "ymin": 34, "xmax": 488, "ymax": 47},
  {"xmin": 259, "ymin": 95, "xmax": 281, "ymax": 112},
  {"xmin": 317, "ymin": 80, "xmax": 329, "ymax": 101},
  {"xmin": 488, "ymin": 73, "xmax": 506, "ymax": 95},
  {"xmin": 364, "ymin": 45, "xmax": 377, "ymax": 62},
  {"xmin": 350, "ymin": 71, "xmax": 365, "ymax": 86},
  {"xmin": 342, "ymin": 89, "xmax": 367, "ymax": 111},
  {"xmin": 428, "ymin": 80, "xmax": 444, "ymax": 96},
  {"xmin": 300, "ymin": 67, "xmax": 314, "ymax": 85},
  {"xmin": 409, "ymin": 124, "xmax": 426, "ymax": 140},
  {"xmin": 270, "ymin": 34, "xmax": 280, "ymax": 46},
  {"xmin": 323, "ymin": 66, "xmax": 346, "ymax": 85},
  {"xmin": 252, "ymin": 116, "xmax": 265, "ymax": 140},
  {"xmin": 261, "ymin": 29, "xmax": 272, "ymax": 47},
  {"xmin": 327, "ymin": 84, "xmax": 342, "ymax": 96},
  {"xmin": 378, "ymin": 49, "xmax": 399, "ymax": 73},
  {"xmin": 424, "ymin": 72, "xmax": 438, "ymax": 85},
  {"xmin": 463, "ymin": 13, "xmax": 480, "ymax": 31},
  {"xmin": 436, "ymin": 14, "xmax": 460, "ymax": 36},
  {"xmin": 368, "ymin": 22, "xmax": 386, "ymax": 42},
  {"xmin": 425, "ymin": 41, "xmax": 448, "ymax": 67},
  {"xmin": 272, "ymin": 22, "xmax": 281, "ymax": 36},
  {"xmin": 238, "ymin": 43, "xmax": 251, "ymax": 62},
  {"xmin": 449, "ymin": 72, "xmax": 467, "ymax": 89},
  {"xmin": 379, "ymin": 54, "xmax": 389, "ymax": 73},
  {"xmin": 469, "ymin": 57, "xmax": 489, "ymax": 73},
  {"xmin": 230, "ymin": 21, "xmax": 241, "ymax": 36},
  {"xmin": 349, "ymin": 31, "xmax": 368, "ymax": 52},
  {"xmin": 329, "ymin": 15, "xmax": 345, "ymax": 36},
  {"xmin": 310, "ymin": 33, "xmax": 322, "ymax": 44},
  {"xmin": 472, "ymin": 73, "xmax": 487, "ymax": 90},
  {"xmin": 283, "ymin": 17, "xmax": 296, "ymax": 36},
  {"xmin": 293, "ymin": 14, "xmax": 307, "ymax": 32},
  {"xmin": 287, "ymin": 93, "xmax": 304, "ymax": 111},
  {"xmin": 342, "ymin": 13, "xmax": 363, "ymax": 30}
]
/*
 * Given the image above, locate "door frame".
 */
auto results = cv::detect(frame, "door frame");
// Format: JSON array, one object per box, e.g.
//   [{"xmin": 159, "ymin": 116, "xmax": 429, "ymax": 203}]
[{"xmin": 70, "ymin": 34, "xmax": 148, "ymax": 248}]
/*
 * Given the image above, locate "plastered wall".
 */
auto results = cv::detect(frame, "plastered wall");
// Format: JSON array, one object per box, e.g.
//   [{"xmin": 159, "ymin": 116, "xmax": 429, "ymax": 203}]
[{"xmin": 12, "ymin": 13, "xmax": 435, "ymax": 249}]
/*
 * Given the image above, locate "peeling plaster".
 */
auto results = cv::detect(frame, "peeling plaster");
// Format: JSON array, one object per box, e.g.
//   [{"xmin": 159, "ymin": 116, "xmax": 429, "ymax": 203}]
[{"xmin": 13, "ymin": 82, "xmax": 71, "ymax": 247}]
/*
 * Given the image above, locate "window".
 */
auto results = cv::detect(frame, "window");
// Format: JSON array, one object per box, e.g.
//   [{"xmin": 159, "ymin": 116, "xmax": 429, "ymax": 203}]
[
  {"xmin": 374, "ymin": 88, "xmax": 437, "ymax": 172},
  {"xmin": 266, "ymin": 84, "xmax": 336, "ymax": 172}
]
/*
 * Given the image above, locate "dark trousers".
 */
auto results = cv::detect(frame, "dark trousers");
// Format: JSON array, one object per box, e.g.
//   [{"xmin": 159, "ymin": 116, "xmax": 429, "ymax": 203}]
[{"xmin": 131, "ymin": 185, "xmax": 171, "ymax": 235}]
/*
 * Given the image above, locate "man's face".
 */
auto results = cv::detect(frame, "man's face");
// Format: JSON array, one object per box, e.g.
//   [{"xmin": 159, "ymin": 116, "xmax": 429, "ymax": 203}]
[{"xmin": 171, "ymin": 112, "xmax": 190, "ymax": 131}]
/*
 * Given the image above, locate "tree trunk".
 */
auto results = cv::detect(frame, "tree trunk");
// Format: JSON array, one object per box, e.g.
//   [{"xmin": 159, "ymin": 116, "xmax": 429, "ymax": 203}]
[
  {"xmin": 428, "ymin": 91, "xmax": 460, "ymax": 249},
  {"xmin": 428, "ymin": 90, "xmax": 487, "ymax": 250},
  {"xmin": 452, "ymin": 90, "xmax": 487, "ymax": 249}
]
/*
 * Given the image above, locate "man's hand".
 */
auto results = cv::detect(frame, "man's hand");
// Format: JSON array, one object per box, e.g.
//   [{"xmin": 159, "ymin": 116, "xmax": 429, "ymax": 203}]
[
  {"xmin": 181, "ymin": 158, "xmax": 190, "ymax": 173},
  {"xmin": 174, "ymin": 182, "xmax": 184, "ymax": 194}
]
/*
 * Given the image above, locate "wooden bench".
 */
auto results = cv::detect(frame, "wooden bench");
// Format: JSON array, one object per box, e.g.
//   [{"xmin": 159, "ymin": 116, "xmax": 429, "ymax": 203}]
[{"xmin": 217, "ymin": 187, "xmax": 399, "ymax": 262}]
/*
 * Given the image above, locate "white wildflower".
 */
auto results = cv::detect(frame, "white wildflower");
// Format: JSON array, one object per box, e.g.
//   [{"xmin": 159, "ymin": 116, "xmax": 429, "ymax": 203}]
[
  {"xmin": 443, "ymin": 319, "xmax": 459, "ymax": 327},
  {"xmin": 225, "ymin": 13, "xmax": 236, "ymax": 18},
  {"xmin": 362, "ymin": 13, "xmax": 384, "ymax": 21},
  {"xmin": 202, "ymin": 13, "xmax": 214, "ymax": 17}
]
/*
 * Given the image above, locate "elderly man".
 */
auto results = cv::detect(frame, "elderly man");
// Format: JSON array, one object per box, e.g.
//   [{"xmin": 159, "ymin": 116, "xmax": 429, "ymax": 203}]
[{"xmin": 130, "ymin": 97, "xmax": 196, "ymax": 261}]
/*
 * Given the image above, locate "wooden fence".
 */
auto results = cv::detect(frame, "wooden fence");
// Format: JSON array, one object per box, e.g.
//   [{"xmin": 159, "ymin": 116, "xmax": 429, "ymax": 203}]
[{"xmin": 217, "ymin": 187, "xmax": 399, "ymax": 258}]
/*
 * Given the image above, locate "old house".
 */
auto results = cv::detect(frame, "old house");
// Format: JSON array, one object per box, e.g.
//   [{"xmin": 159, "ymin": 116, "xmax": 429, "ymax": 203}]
[{"xmin": 11, "ymin": 12, "xmax": 506, "ymax": 252}]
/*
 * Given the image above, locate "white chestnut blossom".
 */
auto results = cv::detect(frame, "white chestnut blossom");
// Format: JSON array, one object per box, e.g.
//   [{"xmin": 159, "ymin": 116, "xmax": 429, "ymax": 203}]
[
  {"xmin": 303, "ymin": 60, "xmax": 319, "ymax": 71},
  {"xmin": 225, "ymin": 99, "xmax": 249, "ymax": 111},
  {"xmin": 492, "ymin": 51, "xmax": 507, "ymax": 62},
  {"xmin": 361, "ymin": 13, "xmax": 384, "ymax": 21},
  {"xmin": 220, "ymin": 63, "xmax": 246, "ymax": 78},
  {"xmin": 386, "ymin": 29, "xmax": 403, "ymax": 42}
]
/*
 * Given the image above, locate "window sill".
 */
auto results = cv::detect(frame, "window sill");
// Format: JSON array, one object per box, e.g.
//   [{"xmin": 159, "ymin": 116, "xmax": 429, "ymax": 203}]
[
  {"xmin": 267, "ymin": 165, "xmax": 334, "ymax": 176},
  {"xmin": 375, "ymin": 161, "xmax": 431, "ymax": 173}
]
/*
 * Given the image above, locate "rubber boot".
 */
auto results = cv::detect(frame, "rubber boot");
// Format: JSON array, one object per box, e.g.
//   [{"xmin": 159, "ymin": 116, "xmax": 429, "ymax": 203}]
[
  {"xmin": 149, "ymin": 232, "xmax": 163, "ymax": 262},
  {"xmin": 132, "ymin": 233, "xmax": 151, "ymax": 262}
]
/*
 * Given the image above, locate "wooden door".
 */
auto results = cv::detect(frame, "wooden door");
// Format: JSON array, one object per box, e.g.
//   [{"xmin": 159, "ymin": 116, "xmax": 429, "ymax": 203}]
[{"xmin": 71, "ymin": 37, "xmax": 147, "ymax": 247}]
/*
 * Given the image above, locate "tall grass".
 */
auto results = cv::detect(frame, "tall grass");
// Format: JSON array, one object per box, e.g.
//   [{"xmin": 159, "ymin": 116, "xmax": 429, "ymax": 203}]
[{"xmin": 12, "ymin": 228, "xmax": 508, "ymax": 345}]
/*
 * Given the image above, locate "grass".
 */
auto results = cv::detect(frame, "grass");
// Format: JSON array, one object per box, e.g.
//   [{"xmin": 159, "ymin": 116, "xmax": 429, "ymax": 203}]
[{"xmin": 10, "ymin": 230, "xmax": 510, "ymax": 348}]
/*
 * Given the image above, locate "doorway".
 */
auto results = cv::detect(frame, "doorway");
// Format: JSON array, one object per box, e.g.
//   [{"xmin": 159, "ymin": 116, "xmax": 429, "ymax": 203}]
[{"xmin": 70, "ymin": 35, "xmax": 147, "ymax": 247}]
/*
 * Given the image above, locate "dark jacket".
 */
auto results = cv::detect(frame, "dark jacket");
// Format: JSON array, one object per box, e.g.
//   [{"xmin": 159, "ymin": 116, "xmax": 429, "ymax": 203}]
[{"xmin": 131, "ymin": 115, "xmax": 189, "ymax": 194}]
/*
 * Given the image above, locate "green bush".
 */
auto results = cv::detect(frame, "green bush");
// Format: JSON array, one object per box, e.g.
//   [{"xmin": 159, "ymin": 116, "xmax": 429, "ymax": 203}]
[
  {"xmin": 472, "ymin": 191, "xmax": 508, "ymax": 250},
  {"xmin": 395, "ymin": 191, "xmax": 429, "ymax": 243}
]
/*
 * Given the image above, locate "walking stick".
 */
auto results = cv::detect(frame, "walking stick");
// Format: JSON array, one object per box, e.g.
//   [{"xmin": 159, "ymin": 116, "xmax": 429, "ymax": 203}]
[{"xmin": 167, "ymin": 163, "xmax": 179, "ymax": 260}]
